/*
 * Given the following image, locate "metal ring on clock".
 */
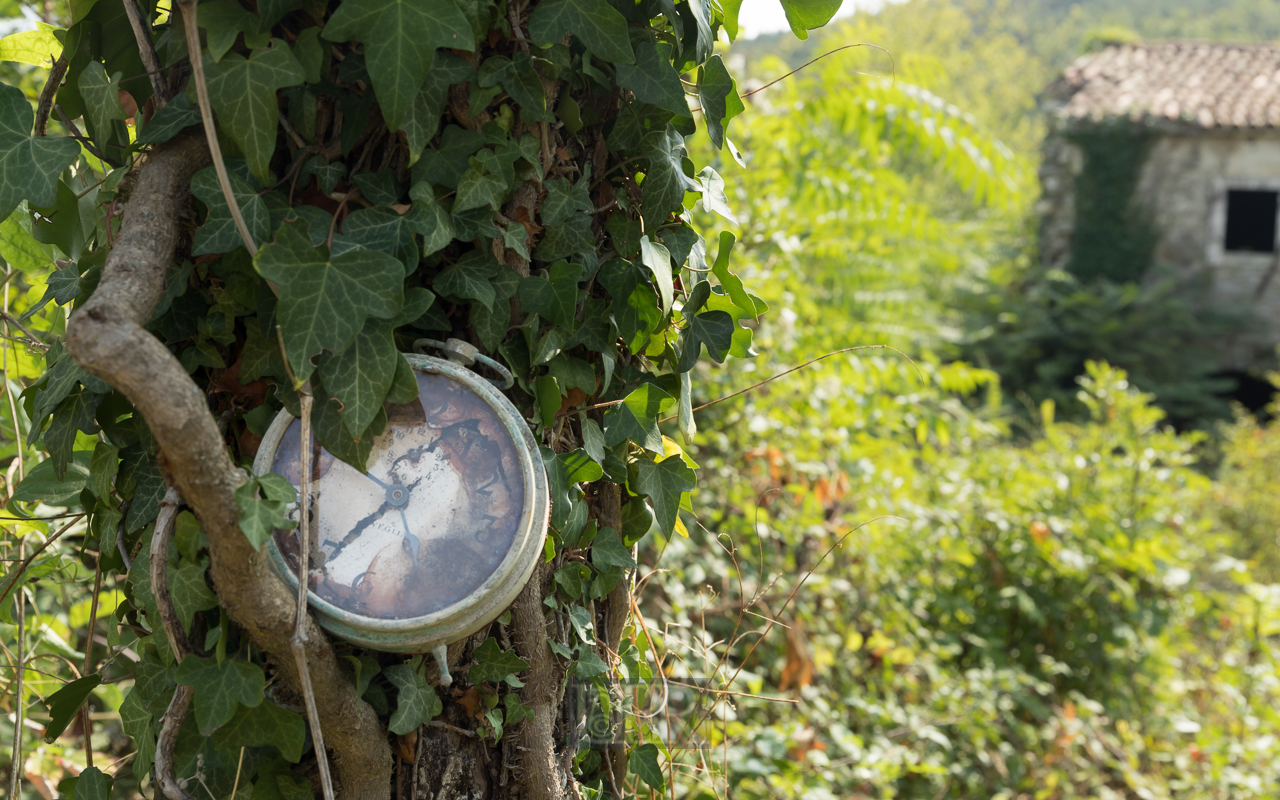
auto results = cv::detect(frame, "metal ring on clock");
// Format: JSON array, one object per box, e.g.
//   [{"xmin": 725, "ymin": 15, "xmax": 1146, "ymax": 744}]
[{"xmin": 413, "ymin": 338, "xmax": 514, "ymax": 390}]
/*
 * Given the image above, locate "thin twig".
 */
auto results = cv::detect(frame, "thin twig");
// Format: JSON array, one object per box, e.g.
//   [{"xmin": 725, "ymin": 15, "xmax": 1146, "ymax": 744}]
[
  {"xmin": 0, "ymin": 310, "xmax": 47, "ymax": 345},
  {"xmin": 2, "ymin": 265, "xmax": 25, "ymax": 483},
  {"xmin": 34, "ymin": 56, "xmax": 68, "ymax": 137},
  {"xmin": 54, "ymin": 106, "xmax": 117, "ymax": 168},
  {"xmin": 290, "ymin": 387, "xmax": 336, "ymax": 800},
  {"xmin": 428, "ymin": 720, "xmax": 478, "ymax": 739},
  {"xmin": 688, "ymin": 44, "xmax": 895, "ymax": 115},
  {"xmin": 121, "ymin": 0, "xmax": 167, "ymax": 107},
  {"xmin": 0, "ymin": 515, "xmax": 86, "ymax": 609},
  {"xmin": 175, "ymin": 0, "xmax": 257, "ymax": 256},
  {"xmin": 155, "ymin": 687, "xmax": 199, "ymax": 800},
  {"xmin": 7, "ymin": 539, "xmax": 24, "ymax": 800},
  {"xmin": 81, "ymin": 559, "xmax": 103, "ymax": 767}
]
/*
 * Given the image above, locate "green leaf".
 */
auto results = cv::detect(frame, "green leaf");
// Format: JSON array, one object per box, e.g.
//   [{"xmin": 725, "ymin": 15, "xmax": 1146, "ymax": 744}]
[
  {"xmin": 76, "ymin": 61, "xmax": 126, "ymax": 145},
  {"xmin": 533, "ymin": 213, "xmax": 595, "ymax": 262},
  {"xmin": 169, "ymin": 561, "xmax": 220, "ymax": 635},
  {"xmin": 351, "ymin": 172, "xmax": 403, "ymax": 206},
  {"xmin": 535, "ymin": 374, "xmax": 560, "ymax": 429},
  {"xmin": 43, "ymin": 674, "xmax": 102, "ymax": 742},
  {"xmin": 311, "ymin": 381, "xmax": 381, "ymax": 467},
  {"xmin": 175, "ymin": 656, "xmax": 266, "ymax": 736},
  {"xmin": 322, "ymin": 0, "xmax": 474, "ymax": 130},
  {"xmin": 779, "ymin": 0, "xmax": 843, "ymax": 39},
  {"xmin": 454, "ymin": 158, "xmax": 509, "ymax": 214},
  {"xmin": 541, "ymin": 175, "xmax": 593, "ymax": 227},
  {"xmin": 402, "ymin": 54, "xmax": 473, "ymax": 164},
  {"xmin": 0, "ymin": 27, "xmax": 62, "ymax": 66},
  {"xmin": 677, "ymin": 310, "xmax": 734, "ymax": 372},
  {"xmin": 235, "ymin": 478, "xmax": 295, "ymax": 550},
  {"xmin": 528, "ymin": 0, "xmax": 633, "ymax": 65},
  {"xmin": 616, "ymin": 41, "xmax": 688, "ymax": 117},
  {"xmin": 213, "ymin": 699, "xmax": 306, "ymax": 762},
  {"xmin": 503, "ymin": 693, "xmax": 535, "ymax": 727},
  {"xmin": 603, "ymin": 384, "xmax": 674, "ymax": 454},
  {"xmin": 697, "ymin": 166, "xmax": 737, "ymax": 223},
  {"xmin": 632, "ymin": 456, "xmax": 696, "ymax": 535},
  {"xmin": 291, "ymin": 27, "xmax": 324, "ymax": 83},
  {"xmin": 573, "ymin": 644, "xmax": 607, "ymax": 678},
  {"xmin": 387, "ymin": 355, "xmax": 420, "ymax": 404},
  {"xmin": 302, "ymin": 157, "xmax": 346, "ymax": 195},
  {"xmin": 135, "ymin": 94, "xmax": 202, "ymax": 144},
  {"xmin": 710, "ymin": 230, "xmax": 760, "ymax": 317},
  {"xmin": 468, "ymin": 638, "xmax": 531, "ymax": 684},
  {"xmin": 555, "ymin": 563, "xmax": 588, "ymax": 599},
  {"xmin": 591, "ymin": 527, "xmax": 636, "ymax": 570},
  {"xmin": 12, "ymin": 450, "xmax": 92, "ymax": 506},
  {"xmin": 201, "ymin": 41, "xmax": 306, "ymax": 183},
  {"xmin": 127, "ymin": 461, "xmax": 166, "ymax": 532},
  {"xmin": 519, "ymin": 260, "xmax": 582, "ymax": 330},
  {"xmin": 0, "ymin": 207, "xmax": 55, "ymax": 273},
  {"xmin": 255, "ymin": 218, "xmax": 403, "ymax": 382},
  {"xmin": 384, "ymin": 663, "xmax": 442, "ymax": 735},
  {"xmin": 559, "ymin": 448, "xmax": 604, "ymax": 484},
  {"xmin": 317, "ymin": 319, "xmax": 397, "ymax": 435},
  {"xmin": 335, "ymin": 205, "xmax": 420, "ymax": 276},
  {"xmin": 630, "ymin": 743, "xmax": 664, "ymax": 790},
  {"xmin": 90, "ymin": 440, "xmax": 119, "ymax": 501},
  {"xmin": 638, "ymin": 128, "xmax": 696, "ymax": 232},
  {"xmin": 119, "ymin": 689, "xmax": 156, "ymax": 779},
  {"xmin": 640, "ymin": 236, "xmax": 674, "ymax": 318},
  {"xmin": 697, "ymin": 55, "xmax": 743, "ymax": 150},
  {"xmin": 408, "ymin": 183, "xmax": 455, "ymax": 256},
  {"xmin": 73, "ymin": 767, "xmax": 107, "ymax": 800},
  {"xmin": 434, "ymin": 249, "xmax": 500, "ymax": 311},
  {"xmin": 46, "ymin": 390, "xmax": 101, "ymax": 480},
  {"xmin": 0, "ymin": 83, "xmax": 80, "ymax": 221},
  {"xmin": 191, "ymin": 166, "xmax": 270, "ymax": 256},
  {"xmin": 198, "ymin": 0, "xmax": 270, "ymax": 61}
]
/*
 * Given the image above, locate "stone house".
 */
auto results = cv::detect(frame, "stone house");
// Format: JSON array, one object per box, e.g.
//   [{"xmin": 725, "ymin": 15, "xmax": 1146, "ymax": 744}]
[{"xmin": 1039, "ymin": 42, "xmax": 1280, "ymax": 369}]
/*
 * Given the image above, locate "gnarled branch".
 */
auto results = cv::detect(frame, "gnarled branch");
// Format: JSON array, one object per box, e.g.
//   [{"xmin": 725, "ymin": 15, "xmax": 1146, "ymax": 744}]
[{"xmin": 65, "ymin": 134, "xmax": 393, "ymax": 800}]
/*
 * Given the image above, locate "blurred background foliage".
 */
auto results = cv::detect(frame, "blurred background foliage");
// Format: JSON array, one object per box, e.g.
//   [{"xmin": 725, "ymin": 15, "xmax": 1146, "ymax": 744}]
[{"xmin": 5, "ymin": 0, "xmax": 1280, "ymax": 798}]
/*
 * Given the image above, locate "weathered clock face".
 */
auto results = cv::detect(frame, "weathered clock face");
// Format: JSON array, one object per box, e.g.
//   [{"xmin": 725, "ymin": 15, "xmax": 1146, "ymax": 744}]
[{"xmin": 270, "ymin": 371, "xmax": 526, "ymax": 620}]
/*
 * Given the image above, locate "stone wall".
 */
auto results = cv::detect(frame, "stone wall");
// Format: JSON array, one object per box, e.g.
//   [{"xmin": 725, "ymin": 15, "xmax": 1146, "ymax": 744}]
[{"xmin": 1039, "ymin": 127, "xmax": 1280, "ymax": 368}]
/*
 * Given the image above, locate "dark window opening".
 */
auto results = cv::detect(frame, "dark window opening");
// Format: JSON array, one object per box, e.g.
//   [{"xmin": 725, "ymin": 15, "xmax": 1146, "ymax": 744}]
[
  {"xmin": 1224, "ymin": 189, "xmax": 1279, "ymax": 253},
  {"xmin": 1214, "ymin": 370, "xmax": 1276, "ymax": 419}
]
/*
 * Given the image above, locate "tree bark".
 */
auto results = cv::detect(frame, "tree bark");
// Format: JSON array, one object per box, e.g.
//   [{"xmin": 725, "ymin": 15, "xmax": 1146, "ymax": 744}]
[{"xmin": 65, "ymin": 134, "xmax": 394, "ymax": 800}]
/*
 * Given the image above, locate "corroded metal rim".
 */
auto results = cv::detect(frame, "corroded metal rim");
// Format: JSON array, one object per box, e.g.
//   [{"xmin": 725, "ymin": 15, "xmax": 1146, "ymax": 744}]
[{"xmin": 252, "ymin": 353, "xmax": 549, "ymax": 653}]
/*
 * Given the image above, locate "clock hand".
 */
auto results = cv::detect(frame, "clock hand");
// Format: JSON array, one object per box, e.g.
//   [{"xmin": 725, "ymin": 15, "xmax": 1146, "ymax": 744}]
[
  {"xmin": 363, "ymin": 470, "xmax": 394, "ymax": 492},
  {"xmin": 399, "ymin": 507, "xmax": 420, "ymax": 563},
  {"xmin": 325, "ymin": 499, "xmax": 393, "ymax": 561}
]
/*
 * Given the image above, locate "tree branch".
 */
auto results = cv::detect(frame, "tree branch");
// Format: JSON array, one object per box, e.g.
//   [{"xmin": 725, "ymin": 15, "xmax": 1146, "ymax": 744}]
[
  {"xmin": 34, "ymin": 56, "xmax": 68, "ymax": 138},
  {"xmin": 151, "ymin": 487, "xmax": 199, "ymax": 800},
  {"xmin": 64, "ymin": 133, "xmax": 393, "ymax": 800},
  {"xmin": 121, "ymin": 0, "xmax": 168, "ymax": 107}
]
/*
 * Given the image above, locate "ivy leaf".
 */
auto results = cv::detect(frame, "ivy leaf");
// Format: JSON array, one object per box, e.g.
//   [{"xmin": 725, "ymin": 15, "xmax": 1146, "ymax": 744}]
[
  {"xmin": 434, "ymin": 249, "xmax": 500, "ymax": 311},
  {"xmin": 212, "ymin": 699, "xmax": 305, "ymax": 762},
  {"xmin": 201, "ymin": 41, "xmax": 306, "ymax": 183},
  {"xmin": 73, "ymin": 767, "xmax": 108, "ymax": 800},
  {"xmin": 335, "ymin": 206, "xmax": 420, "ymax": 276},
  {"xmin": 603, "ymin": 384, "xmax": 675, "ymax": 454},
  {"xmin": 468, "ymin": 638, "xmax": 531, "ymax": 684},
  {"xmin": 0, "ymin": 207, "xmax": 55, "ymax": 273},
  {"xmin": 175, "ymin": 656, "xmax": 266, "ymax": 736},
  {"xmin": 302, "ymin": 157, "xmax": 347, "ymax": 195},
  {"xmin": 45, "ymin": 390, "xmax": 101, "ymax": 480},
  {"xmin": 528, "ymin": 0, "xmax": 633, "ymax": 65},
  {"xmin": 235, "ymin": 478, "xmax": 295, "ymax": 550},
  {"xmin": 697, "ymin": 166, "xmax": 737, "ymax": 223},
  {"xmin": 630, "ymin": 743, "xmax": 664, "ymax": 790},
  {"xmin": 254, "ymin": 218, "xmax": 403, "ymax": 382},
  {"xmin": 779, "ymin": 0, "xmax": 843, "ymax": 39},
  {"xmin": 478, "ymin": 53, "xmax": 553, "ymax": 122},
  {"xmin": 407, "ymin": 184, "xmax": 455, "ymax": 257},
  {"xmin": 697, "ymin": 55, "xmax": 744, "ymax": 150},
  {"xmin": 638, "ymin": 129, "xmax": 696, "ymax": 233},
  {"xmin": 135, "ymin": 94, "xmax": 201, "ymax": 145},
  {"xmin": 617, "ymin": 41, "xmax": 689, "ymax": 117},
  {"xmin": 676, "ymin": 310, "xmax": 734, "ymax": 372},
  {"xmin": 291, "ymin": 27, "xmax": 324, "ymax": 82},
  {"xmin": 127, "ymin": 461, "xmax": 166, "ymax": 532},
  {"xmin": 12, "ymin": 450, "xmax": 92, "ymax": 506},
  {"xmin": 413, "ymin": 125, "xmax": 486, "ymax": 189},
  {"xmin": 118, "ymin": 689, "xmax": 156, "ymax": 779},
  {"xmin": 384, "ymin": 663, "xmax": 442, "ymax": 735},
  {"xmin": 190, "ymin": 165, "xmax": 270, "ymax": 256},
  {"xmin": 633, "ymin": 456, "xmax": 696, "ymax": 535},
  {"xmin": 503, "ymin": 693, "xmax": 535, "ymax": 727},
  {"xmin": 573, "ymin": 644, "xmax": 608, "ymax": 678},
  {"xmin": 90, "ymin": 440, "xmax": 119, "ymax": 501},
  {"xmin": 0, "ymin": 83, "xmax": 80, "ymax": 221},
  {"xmin": 322, "ymin": 0, "xmax": 474, "ymax": 130},
  {"xmin": 198, "ymin": 0, "xmax": 271, "ymax": 61},
  {"xmin": 403, "ymin": 54, "xmax": 473, "ymax": 165},
  {"xmin": 639, "ymin": 236, "xmax": 674, "ymax": 318},
  {"xmin": 43, "ymin": 674, "xmax": 102, "ymax": 742},
  {"xmin": 169, "ymin": 561, "xmax": 220, "ymax": 635},
  {"xmin": 0, "ymin": 26, "xmax": 62, "ymax": 67},
  {"xmin": 519, "ymin": 260, "xmax": 581, "ymax": 330},
  {"xmin": 317, "ymin": 319, "xmax": 397, "ymax": 436},
  {"xmin": 454, "ymin": 158, "xmax": 509, "ymax": 214},
  {"xmin": 541, "ymin": 175, "xmax": 593, "ymax": 227},
  {"xmin": 591, "ymin": 527, "xmax": 637, "ymax": 571},
  {"xmin": 76, "ymin": 61, "xmax": 125, "ymax": 145},
  {"xmin": 533, "ymin": 214, "xmax": 595, "ymax": 262}
]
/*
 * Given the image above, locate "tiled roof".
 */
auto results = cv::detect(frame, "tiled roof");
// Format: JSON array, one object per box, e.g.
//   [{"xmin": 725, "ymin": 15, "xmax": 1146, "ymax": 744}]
[{"xmin": 1044, "ymin": 42, "xmax": 1280, "ymax": 129}]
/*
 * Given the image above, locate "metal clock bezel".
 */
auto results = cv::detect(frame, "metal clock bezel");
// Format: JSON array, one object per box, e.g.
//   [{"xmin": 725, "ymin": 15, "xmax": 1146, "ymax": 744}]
[{"xmin": 251, "ymin": 352, "xmax": 549, "ymax": 653}]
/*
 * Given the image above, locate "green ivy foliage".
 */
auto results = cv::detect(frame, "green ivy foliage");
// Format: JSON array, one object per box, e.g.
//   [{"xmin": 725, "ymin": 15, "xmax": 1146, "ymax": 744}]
[{"xmin": 0, "ymin": 0, "xmax": 845, "ymax": 794}]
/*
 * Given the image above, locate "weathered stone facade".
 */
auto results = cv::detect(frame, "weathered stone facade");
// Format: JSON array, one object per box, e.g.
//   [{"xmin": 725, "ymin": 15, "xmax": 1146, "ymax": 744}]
[{"xmin": 1040, "ymin": 42, "xmax": 1280, "ymax": 368}]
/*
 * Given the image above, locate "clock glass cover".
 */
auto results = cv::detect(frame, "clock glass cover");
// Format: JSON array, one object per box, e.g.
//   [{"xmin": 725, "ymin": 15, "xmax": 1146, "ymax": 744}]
[{"xmin": 269, "ymin": 370, "xmax": 526, "ymax": 621}]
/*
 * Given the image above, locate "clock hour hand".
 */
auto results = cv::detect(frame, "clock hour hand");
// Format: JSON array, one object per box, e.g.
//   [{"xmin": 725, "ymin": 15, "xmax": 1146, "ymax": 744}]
[{"xmin": 399, "ymin": 507, "xmax": 420, "ymax": 563}]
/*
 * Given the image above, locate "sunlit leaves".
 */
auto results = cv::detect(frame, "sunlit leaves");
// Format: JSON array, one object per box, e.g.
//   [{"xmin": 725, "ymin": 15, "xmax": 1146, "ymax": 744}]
[
  {"xmin": 0, "ymin": 83, "xmax": 80, "ymax": 221},
  {"xmin": 322, "ymin": 0, "xmax": 474, "ymax": 130},
  {"xmin": 255, "ymin": 219, "xmax": 403, "ymax": 381},
  {"xmin": 639, "ymin": 236, "xmax": 674, "ymax": 317},
  {"xmin": 630, "ymin": 743, "xmax": 664, "ymax": 790},
  {"xmin": 617, "ymin": 42, "xmax": 689, "ymax": 117},
  {"xmin": 520, "ymin": 260, "xmax": 582, "ymax": 329},
  {"xmin": 0, "ymin": 25, "xmax": 63, "ymax": 66},
  {"xmin": 778, "ymin": 0, "xmax": 844, "ymax": 39},
  {"xmin": 202, "ymin": 41, "xmax": 306, "ymax": 183},
  {"xmin": 632, "ymin": 456, "xmax": 695, "ymax": 535},
  {"xmin": 603, "ymin": 384, "xmax": 675, "ymax": 454},
  {"xmin": 697, "ymin": 55, "xmax": 745, "ymax": 150},
  {"xmin": 528, "ymin": 0, "xmax": 633, "ymax": 65}
]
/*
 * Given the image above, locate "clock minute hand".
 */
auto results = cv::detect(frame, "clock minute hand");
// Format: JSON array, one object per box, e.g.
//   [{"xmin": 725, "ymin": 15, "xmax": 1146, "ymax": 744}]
[{"xmin": 363, "ymin": 470, "xmax": 394, "ymax": 492}]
